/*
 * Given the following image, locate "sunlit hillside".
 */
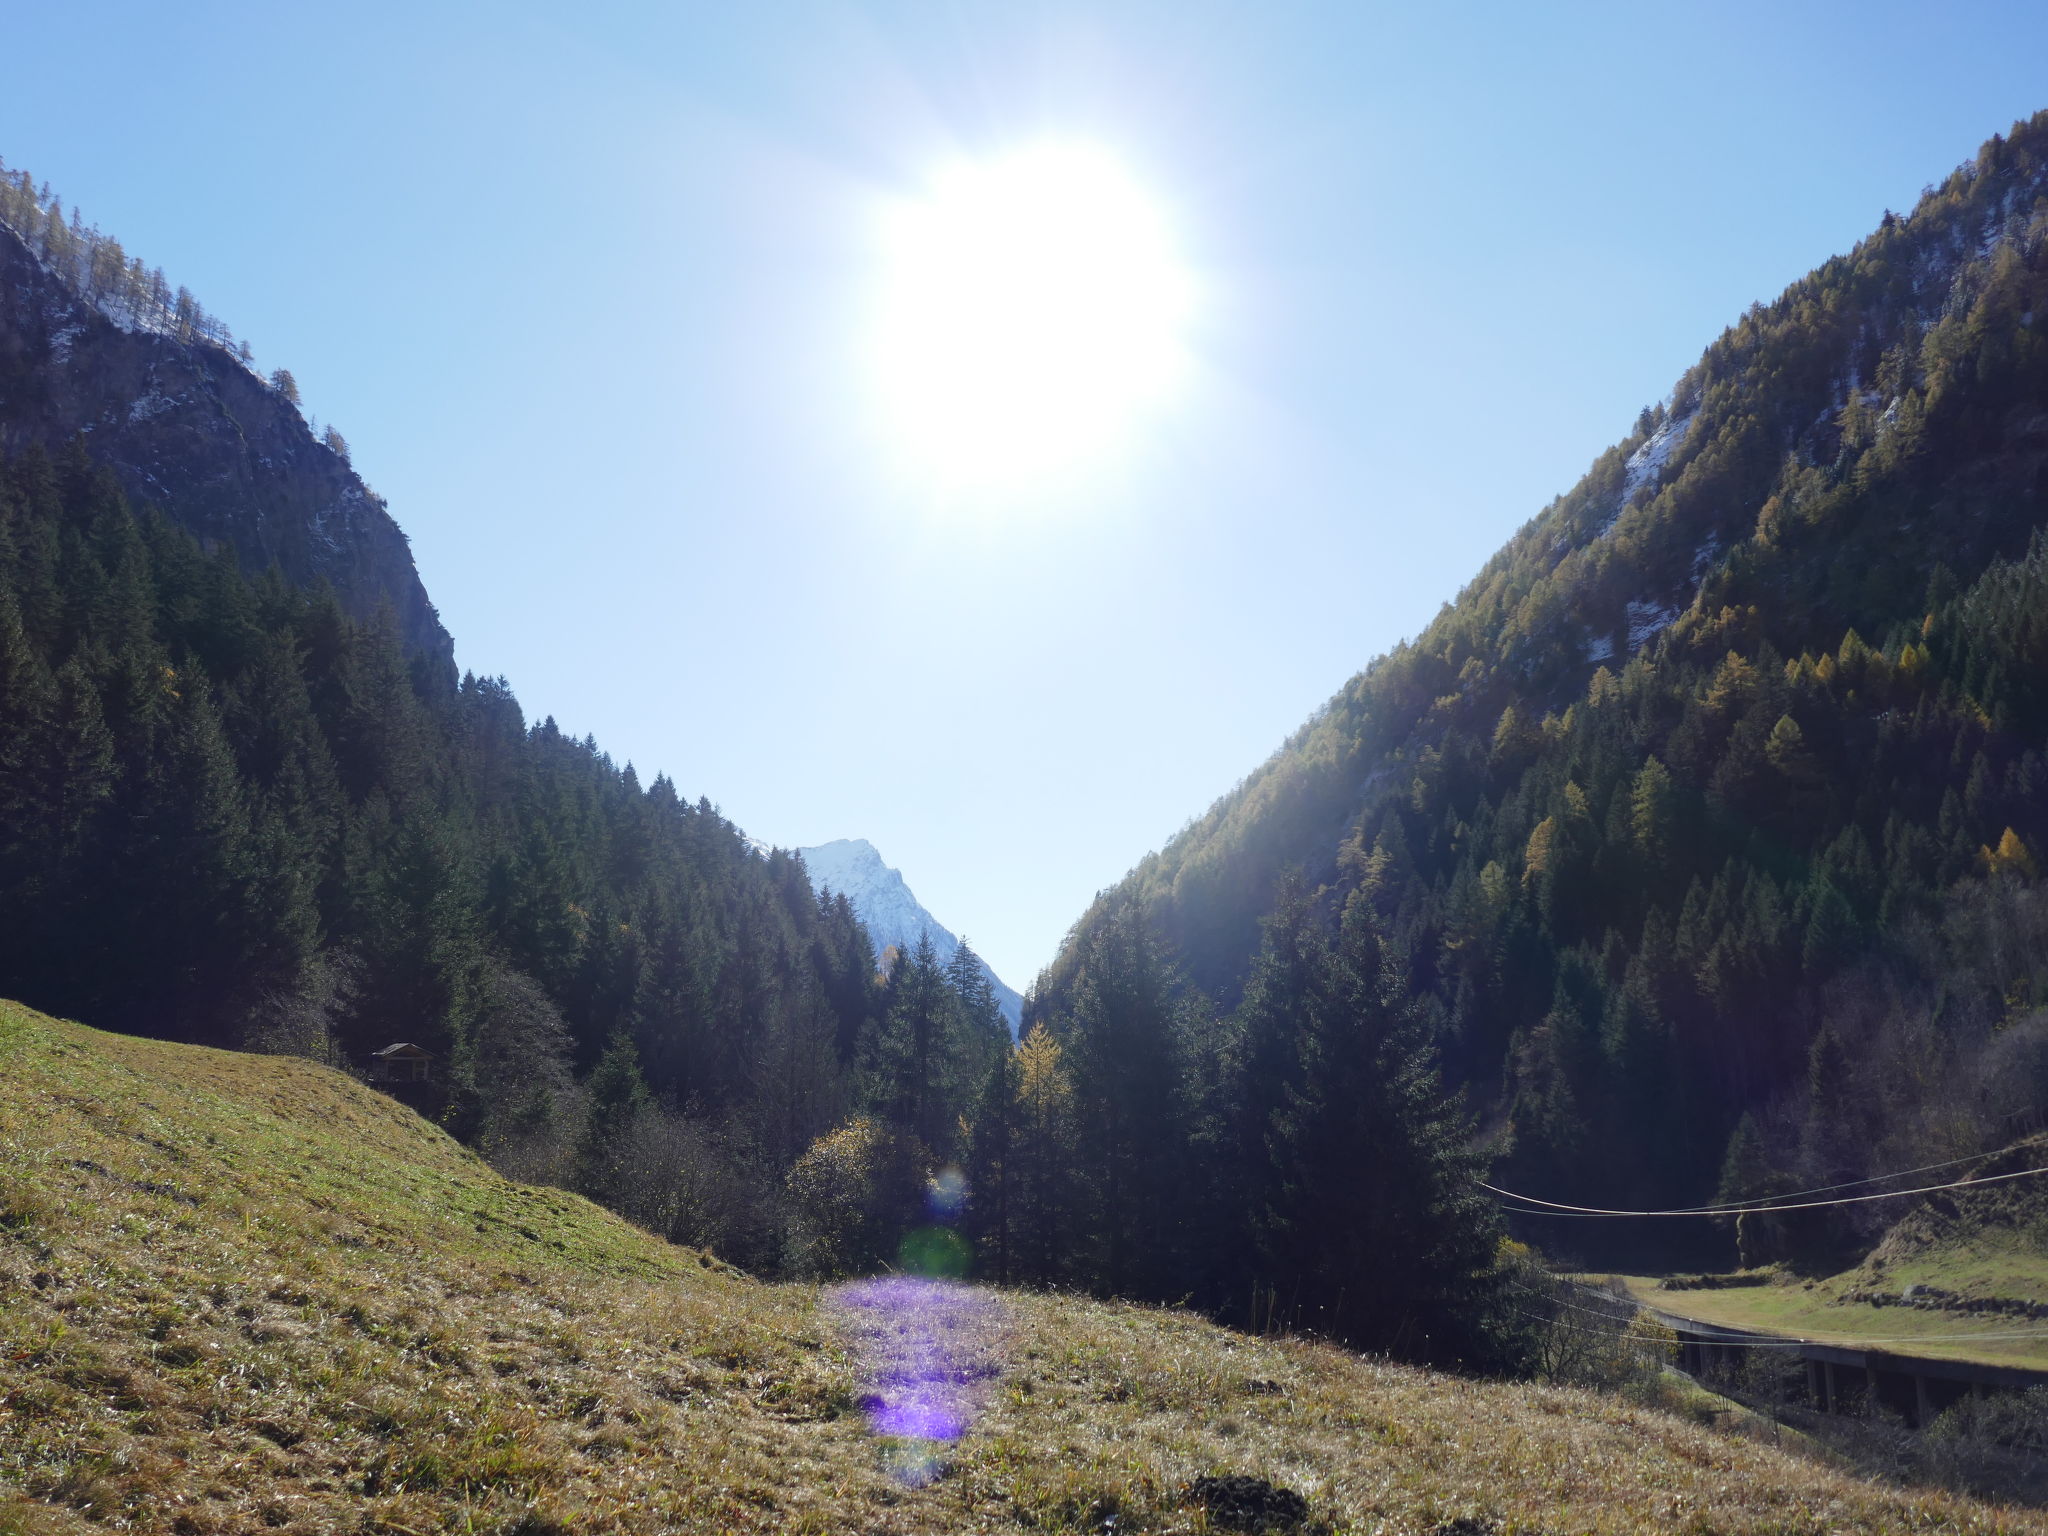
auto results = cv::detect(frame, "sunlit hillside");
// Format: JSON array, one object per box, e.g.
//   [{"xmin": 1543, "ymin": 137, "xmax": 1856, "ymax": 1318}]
[
  {"xmin": 2, "ymin": 1000, "xmax": 2040, "ymax": 1536},
  {"xmin": 1035, "ymin": 111, "xmax": 2048, "ymax": 1266}
]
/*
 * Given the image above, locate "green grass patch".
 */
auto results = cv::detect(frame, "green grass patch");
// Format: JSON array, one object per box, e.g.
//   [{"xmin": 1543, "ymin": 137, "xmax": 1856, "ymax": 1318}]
[{"xmin": 1623, "ymin": 1270, "xmax": 2048, "ymax": 1370}]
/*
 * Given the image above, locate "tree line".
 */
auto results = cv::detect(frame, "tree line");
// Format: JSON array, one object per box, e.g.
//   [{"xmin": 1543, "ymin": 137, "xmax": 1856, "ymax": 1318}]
[
  {"xmin": 966, "ymin": 889, "xmax": 1511, "ymax": 1367},
  {"xmin": 0, "ymin": 156, "xmax": 336, "ymax": 446},
  {"xmin": 0, "ymin": 158, "xmax": 244, "ymax": 361}
]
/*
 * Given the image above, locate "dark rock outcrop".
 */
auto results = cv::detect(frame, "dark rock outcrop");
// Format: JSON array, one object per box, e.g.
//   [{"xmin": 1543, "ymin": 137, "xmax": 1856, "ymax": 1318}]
[{"xmin": 0, "ymin": 221, "xmax": 451, "ymax": 669}]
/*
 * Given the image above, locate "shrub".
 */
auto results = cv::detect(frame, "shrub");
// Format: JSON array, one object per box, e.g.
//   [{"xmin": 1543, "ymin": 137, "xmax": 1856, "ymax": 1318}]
[{"xmin": 783, "ymin": 1117, "xmax": 925, "ymax": 1277}]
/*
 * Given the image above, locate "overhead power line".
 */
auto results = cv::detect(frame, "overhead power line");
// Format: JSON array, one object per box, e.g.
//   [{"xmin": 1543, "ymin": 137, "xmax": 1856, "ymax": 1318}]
[
  {"xmin": 1488, "ymin": 1150, "xmax": 2000, "ymax": 1218},
  {"xmin": 1670, "ymin": 1151, "xmax": 1993, "ymax": 1211},
  {"xmin": 1482, "ymin": 1162, "xmax": 2048, "ymax": 1219},
  {"xmin": 1515, "ymin": 1300, "xmax": 2048, "ymax": 1350}
]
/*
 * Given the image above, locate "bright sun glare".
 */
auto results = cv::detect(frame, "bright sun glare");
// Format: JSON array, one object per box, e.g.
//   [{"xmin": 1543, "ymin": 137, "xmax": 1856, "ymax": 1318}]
[{"xmin": 872, "ymin": 142, "xmax": 1195, "ymax": 497}]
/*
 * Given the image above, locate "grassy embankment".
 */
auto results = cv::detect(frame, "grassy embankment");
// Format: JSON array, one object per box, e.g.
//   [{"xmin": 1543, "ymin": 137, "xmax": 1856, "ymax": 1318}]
[
  {"xmin": 1618, "ymin": 1273, "xmax": 2048, "ymax": 1371},
  {"xmin": 4, "ymin": 999, "xmax": 2044, "ymax": 1534},
  {"xmin": 1616, "ymin": 1142, "xmax": 2048, "ymax": 1371}
]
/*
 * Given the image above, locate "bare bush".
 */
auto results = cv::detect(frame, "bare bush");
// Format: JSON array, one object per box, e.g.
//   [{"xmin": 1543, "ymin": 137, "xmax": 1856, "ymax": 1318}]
[
  {"xmin": 242, "ymin": 948, "xmax": 361, "ymax": 1068},
  {"xmin": 1922, "ymin": 1388, "xmax": 2048, "ymax": 1503},
  {"xmin": 1503, "ymin": 1247, "xmax": 1675, "ymax": 1389},
  {"xmin": 610, "ymin": 1109, "xmax": 787, "ymax": 1272}
]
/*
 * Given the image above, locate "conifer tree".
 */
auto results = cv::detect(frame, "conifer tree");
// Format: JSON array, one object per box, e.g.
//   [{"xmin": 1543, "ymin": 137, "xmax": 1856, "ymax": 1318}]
[
  {"xmin": 964, "ymin": 1045, "xmax": 1019, "ymax": 1282},
  {"xmin": 867, "ymin": 930, "xmax": 969, "ymax": 1156},
  {"xmin": 1254, "ymin": 891, "xmax": 1511, "ymax": 1365},
  {"xmin": 1062, "ymin": 908, "xmax": 1189, "ymax": 1298},
  {"xmin": 946, "ymin": 936, "xmax": 1008, "ymax": 1046},
  {"xmin": 1224, "ymin": 872, "xmax": 1328, "ymax": 1313},
  {"xmin": 578, "ymin": 1031, "xmax": 652, "ymax": 1204},
  {"xmin": 1010, "ymin": 1023, "xmax": 1078, "ymax": 1284}
]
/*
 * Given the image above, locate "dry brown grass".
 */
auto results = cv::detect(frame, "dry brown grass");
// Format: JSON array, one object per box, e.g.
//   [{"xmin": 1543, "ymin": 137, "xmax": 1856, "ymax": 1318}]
[{"xmin": 4, "ymin": 1001, "xmax": 2045, "ymax": 1534}]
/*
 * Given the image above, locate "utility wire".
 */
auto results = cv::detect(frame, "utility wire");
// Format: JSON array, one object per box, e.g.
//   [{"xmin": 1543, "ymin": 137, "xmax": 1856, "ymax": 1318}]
[
  {"xmin": 1482, "ymin": 1162, "xmax": 2048, "ymax": 1219},
  {"xmin": 1513, "ymin": 1303, "xmax": 2048, "ymax": 1350},
  {"xmin": 1506, "ymin": 1150, "xmax": 1995, "ymax": 1217}
]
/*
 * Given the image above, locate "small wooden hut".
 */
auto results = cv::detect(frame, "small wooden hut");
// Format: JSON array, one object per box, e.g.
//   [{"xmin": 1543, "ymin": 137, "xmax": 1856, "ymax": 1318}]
[{"xmin": 368, "ymin": 1042, "xmax": 434, "ymax": 1084}]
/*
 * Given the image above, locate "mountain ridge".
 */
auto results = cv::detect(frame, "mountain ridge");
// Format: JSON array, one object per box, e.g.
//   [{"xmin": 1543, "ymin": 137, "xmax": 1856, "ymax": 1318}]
[
  {"xmin": 798, "ymin": 837, "xmax": 1023, "ymax": 1032},
  {"xmin": 0, "ymin": 166, "xmax": 451, "ymax": 666}
]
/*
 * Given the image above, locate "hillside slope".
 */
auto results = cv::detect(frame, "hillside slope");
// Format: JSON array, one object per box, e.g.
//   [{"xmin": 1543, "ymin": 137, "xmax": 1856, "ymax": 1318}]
[
  {"xmin": 1035, "ymin": 112, "xmax": 2048, "ymax": 1228},
  {"xmin": 3, "ymin": 999, "xmax": 2037, "ymax": 1535}
]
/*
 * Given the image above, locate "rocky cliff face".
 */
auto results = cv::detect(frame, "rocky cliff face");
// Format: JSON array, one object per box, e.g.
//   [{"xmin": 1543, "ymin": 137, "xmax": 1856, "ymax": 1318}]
[{"xmin": 0, "ymin": 221, "xmax": 451, "ymax": 668}]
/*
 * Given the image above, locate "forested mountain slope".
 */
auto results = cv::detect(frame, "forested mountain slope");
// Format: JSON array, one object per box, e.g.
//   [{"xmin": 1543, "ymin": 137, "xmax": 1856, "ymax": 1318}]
[
  {"xmin": 0, "ymin": 156, "xmax": 1030, "ymax": 1281},
  {"xmin": 1036, "ymin": 113, "xmax": 2048, "ymax": 1247},
  {"xmin": 0, "ymin": 439, "xmax": 885, "ymax": 1199},
  {"xmin": 0, "ymin": 162, "xmax": 449, "ymax": 664}
]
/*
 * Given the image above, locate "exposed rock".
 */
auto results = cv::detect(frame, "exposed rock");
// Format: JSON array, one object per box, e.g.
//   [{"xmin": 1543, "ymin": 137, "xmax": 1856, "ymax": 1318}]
[
  {"xmin": 797, "ymin": 838, "xmax": 1022, "ymax": 1033},
  {"xmin": 0, "ymin": 220, "xmax": 451, "ymax": 670}
]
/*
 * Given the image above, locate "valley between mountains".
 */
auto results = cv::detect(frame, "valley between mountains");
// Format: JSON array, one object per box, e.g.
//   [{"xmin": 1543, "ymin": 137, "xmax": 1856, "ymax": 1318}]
[{"xmin": 8, "ymin": 96, "xmax": 2048, "ymax": 1536}]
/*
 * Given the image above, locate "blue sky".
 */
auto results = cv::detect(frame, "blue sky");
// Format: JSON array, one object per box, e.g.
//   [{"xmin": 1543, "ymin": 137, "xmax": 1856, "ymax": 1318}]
[{"xmin": 7, "ymin": 2, "xmax": 2048, "ymax": 990}]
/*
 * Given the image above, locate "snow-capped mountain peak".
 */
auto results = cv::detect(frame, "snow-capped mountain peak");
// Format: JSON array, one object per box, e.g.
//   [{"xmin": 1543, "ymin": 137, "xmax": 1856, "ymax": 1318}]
[{"xmin": 797, "ymin": 838, "xmax": 1021, "ymax": 1033}]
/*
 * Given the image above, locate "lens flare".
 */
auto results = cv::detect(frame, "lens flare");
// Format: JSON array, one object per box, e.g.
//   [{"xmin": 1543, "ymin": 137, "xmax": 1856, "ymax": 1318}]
[
  {"xmin": 829, "ymin": 1277, "xmax": 1006, "ymax": 1485},
  {"xmin": 927, "ymin": 1164, "xmax": 969, "ymax": 1221},
  {"xmin": 898, "ymin": 1225, "xmax": 971, "ymax": 1279},
  {"xmin": 828, "ymin": 1164, "xmax": 1004, "ymax": 1484}
]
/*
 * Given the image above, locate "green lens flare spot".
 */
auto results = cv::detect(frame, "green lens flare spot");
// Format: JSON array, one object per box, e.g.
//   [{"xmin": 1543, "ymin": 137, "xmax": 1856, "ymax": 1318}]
[{"xmin": 898, "ymin": 1225, "xmax": 971, "ymax": 1280}]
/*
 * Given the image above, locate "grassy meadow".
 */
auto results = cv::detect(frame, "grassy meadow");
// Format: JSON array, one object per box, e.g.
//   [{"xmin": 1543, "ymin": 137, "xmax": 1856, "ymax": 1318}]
[
  {"xmin": 3, "ymin": 1000, "xmax": 2045, "ymax": 1534},
  {"xmin": 1615, "ymin": 1142, "xmax": 2048, "ymax": 1372},
  {"xmin": 1619, "ymin": 1272, "xmax": 2048, "ymax": 1373}
]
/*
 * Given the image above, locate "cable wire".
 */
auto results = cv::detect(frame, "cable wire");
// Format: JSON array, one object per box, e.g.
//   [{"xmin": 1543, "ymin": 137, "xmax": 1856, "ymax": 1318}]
[
  {"xmin": 1482, "ymin": 1162, "xmax": 2048, "ymax": 1219},
  {"xmin": 1503, "ymin": 1150, "xmax": 1997, "ymax": 1218}
]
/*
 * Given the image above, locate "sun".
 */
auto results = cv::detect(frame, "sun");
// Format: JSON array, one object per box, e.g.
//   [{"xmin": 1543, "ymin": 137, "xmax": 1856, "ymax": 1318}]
[{"xmin": 870, "ymin": 142, "xmax": 1195, "ymax": 498}]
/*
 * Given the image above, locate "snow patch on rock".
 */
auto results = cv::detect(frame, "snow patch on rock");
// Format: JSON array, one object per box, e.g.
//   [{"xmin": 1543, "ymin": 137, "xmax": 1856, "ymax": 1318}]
[
  {"xmin": 1627, "ymin": 599, "xmax": 1678, "ymax": 652},
  {"xmin": 1597, "ymin": 407, "xmax": 1697, "ymax": 538},
  {"xmin": 1690, "ymin": 536, "xmax": 1721, "ymax": 585},
  {"xmin": 127, "ymin": 388, "xmax": 174, "ymax": 423}
]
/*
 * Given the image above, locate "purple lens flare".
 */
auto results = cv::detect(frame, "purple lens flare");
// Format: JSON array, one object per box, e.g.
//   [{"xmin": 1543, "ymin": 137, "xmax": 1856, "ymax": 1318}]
[{"xmin": 830, "ymin": 1275, "xmax": 1008, "ymax": 1484}]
